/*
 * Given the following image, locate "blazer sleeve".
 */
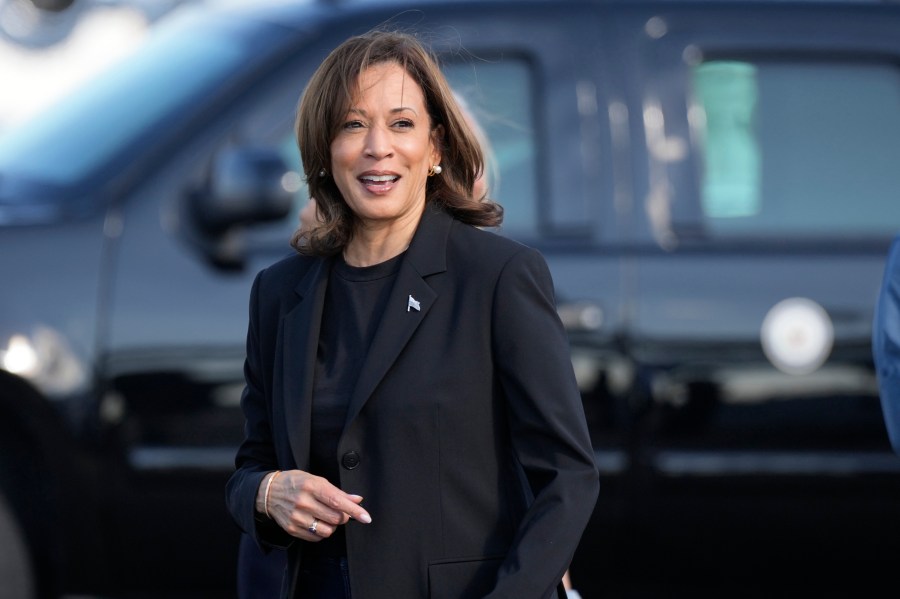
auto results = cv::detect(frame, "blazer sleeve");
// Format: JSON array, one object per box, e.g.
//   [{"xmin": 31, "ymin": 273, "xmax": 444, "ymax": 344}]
[
  {"xmin": 485, "ymin": 246, "xmax": 600, "ymax": 599},
  {"xmin": 225, "ymin": 269, "xmax": 294, "ymax": 550},
  {"xmin": 874, "ymin": 235, "xmax": 900, "ymax": 455}
]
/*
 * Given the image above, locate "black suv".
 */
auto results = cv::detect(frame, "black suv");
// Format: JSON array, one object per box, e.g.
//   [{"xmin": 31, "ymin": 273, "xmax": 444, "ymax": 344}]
[{"xmin": 2, "ymin": 0, "xmax": 900, "ymax": 596}]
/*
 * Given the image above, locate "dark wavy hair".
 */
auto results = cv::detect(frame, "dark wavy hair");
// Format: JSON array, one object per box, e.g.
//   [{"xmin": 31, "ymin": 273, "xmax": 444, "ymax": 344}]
[{"xmin": 290, "ymin": 29, "xmax": 503, "ymax": 256}]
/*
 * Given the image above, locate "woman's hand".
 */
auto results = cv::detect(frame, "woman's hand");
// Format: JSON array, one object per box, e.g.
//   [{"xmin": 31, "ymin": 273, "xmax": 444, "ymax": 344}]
[{"xmin": 258, "ymin": 469, "xmax": 372, "ymax": 541}]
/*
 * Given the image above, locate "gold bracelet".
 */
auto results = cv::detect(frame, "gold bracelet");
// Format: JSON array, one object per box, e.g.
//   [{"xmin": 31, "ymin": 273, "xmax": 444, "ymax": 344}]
[{"xmin": 263, "ymin": 470, "xmax": 281, "ymax": 519}]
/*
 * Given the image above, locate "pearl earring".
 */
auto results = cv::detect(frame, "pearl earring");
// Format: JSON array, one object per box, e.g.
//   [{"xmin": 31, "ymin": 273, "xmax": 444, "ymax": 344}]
[
  {"xmin": 318, "ymin": 169, "xmax": 327, "ymax": 178},
  {"xmin": 428, "ymin": 164, "xmax": 442, "ymax": 176}
]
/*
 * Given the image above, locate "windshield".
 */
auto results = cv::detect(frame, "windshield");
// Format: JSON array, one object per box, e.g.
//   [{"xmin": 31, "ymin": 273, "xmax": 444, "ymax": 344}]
[{"xmin": 0, "ymin": 9, "xmax": 281, "ymax": 195}]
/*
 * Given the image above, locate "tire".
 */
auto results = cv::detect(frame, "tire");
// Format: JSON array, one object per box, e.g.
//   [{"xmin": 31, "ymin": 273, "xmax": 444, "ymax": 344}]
[
  {"xmin": 0, "ymin": 489, "xmax": 35, "ymax": 599},
  {"xmin": 0, "ymin": 375, "xmax": 72, "ymax": 598}
]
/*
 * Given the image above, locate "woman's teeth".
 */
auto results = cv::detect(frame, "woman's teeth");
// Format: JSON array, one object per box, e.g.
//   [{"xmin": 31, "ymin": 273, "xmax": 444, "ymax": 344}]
[{"xmin": 361, "ymin": 175, "xmax": 398, "ymax": 183}]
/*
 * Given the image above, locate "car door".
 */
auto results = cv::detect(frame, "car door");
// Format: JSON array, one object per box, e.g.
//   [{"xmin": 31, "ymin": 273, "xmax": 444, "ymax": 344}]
[{"xmin": 603, "ymin": 0, "xmax": 900, "ymax": 586}]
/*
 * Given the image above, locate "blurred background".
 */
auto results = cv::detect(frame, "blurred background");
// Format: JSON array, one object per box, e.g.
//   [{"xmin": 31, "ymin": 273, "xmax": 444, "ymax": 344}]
[
  {"xmin": 0, "ymin": 0, "xmax": 193, "ymax": 134},
  {"xmin": 3, "ymin": 0, "xmax": 900, "ymax": 597}
]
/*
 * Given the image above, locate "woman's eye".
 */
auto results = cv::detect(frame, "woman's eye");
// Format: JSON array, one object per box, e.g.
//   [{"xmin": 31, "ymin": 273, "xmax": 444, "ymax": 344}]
[
  {"xmin": 393, "ymin": 119, "xmax": 414, "ymax": 129},
  {"xmin": 342, "ymin": 120, "xmax": 364, "ymax": 130}
]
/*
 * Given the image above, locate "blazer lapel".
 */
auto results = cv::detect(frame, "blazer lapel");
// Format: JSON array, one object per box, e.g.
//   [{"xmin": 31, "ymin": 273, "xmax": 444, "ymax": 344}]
[
  {"xmin": 343, "ymin": 206, "xmax": 452, "ymax": 428},
  {"xmin": 281, "ymin": 256, "xmax": 332, "ymax": 468}
]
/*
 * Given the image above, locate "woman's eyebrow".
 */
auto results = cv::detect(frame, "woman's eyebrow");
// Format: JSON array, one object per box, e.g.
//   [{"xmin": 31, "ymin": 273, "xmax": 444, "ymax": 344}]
[{"xmin": 346, "ymin": 106, "xmax": 418, "ymax": 116}]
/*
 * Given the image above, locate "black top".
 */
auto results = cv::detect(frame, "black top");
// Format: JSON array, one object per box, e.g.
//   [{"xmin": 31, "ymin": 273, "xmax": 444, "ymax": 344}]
[{"xmin": 306, "ymin": 251, "xmax": 403, "ymax": 558}]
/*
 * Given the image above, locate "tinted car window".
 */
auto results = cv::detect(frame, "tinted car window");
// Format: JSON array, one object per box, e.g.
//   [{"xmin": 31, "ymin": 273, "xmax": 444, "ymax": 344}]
[
  {"xmin": 444, "ymin": 58, "xmax": 538, "ymax": 235},
  {"xmin": 692, "ymin": 59, "xmax": 900, "ymax": 236}
]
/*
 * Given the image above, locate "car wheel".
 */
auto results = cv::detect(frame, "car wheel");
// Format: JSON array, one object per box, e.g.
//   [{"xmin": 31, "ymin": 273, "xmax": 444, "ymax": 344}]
[{"xmin": 0, "ymin": 488, "xmax": 35, "ymax": 599}]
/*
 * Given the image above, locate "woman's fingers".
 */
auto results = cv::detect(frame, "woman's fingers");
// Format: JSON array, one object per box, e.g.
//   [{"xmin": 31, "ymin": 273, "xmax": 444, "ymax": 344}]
[
  {"xmin": 285, "ymin": 512, "xmax": 332, "ymax": 541},
  {"xmin": 315, "ymin": 489, "xmax": 372, "ymax": 525},
  {"xmin": 271, "ymin": 470, "xmax": 371, "ymax": 539}
]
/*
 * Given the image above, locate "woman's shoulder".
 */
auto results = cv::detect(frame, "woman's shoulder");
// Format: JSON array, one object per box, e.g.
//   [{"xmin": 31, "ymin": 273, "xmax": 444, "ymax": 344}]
[
  {"xmin": 444, "ymin": 221, "xmax": 554, "ymax": 290},
  {"xmin": 449, "ymin": 220, "xmax": 542, "ymax": 265},
  {"xmin": 255, "ymin": 251, "xmax": 322, "ymax": 293}
]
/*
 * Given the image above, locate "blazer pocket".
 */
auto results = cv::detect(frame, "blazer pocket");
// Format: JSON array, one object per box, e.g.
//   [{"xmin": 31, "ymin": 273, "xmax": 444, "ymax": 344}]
[{"xmin": 428, "ymin": 555, "xmax": 504, "ymax": 599}]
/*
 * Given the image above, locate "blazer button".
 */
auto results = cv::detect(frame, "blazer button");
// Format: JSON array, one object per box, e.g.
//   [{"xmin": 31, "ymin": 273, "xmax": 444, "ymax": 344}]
[{"xmin": 341, "ymin": 451, "xmax": 361, "ymax": 470}]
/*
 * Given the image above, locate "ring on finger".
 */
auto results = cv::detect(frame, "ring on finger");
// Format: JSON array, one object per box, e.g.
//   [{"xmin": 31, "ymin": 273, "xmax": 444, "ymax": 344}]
[{"xmin": 308, "ymin": 518, "xmax": 319, "ymax": 534}]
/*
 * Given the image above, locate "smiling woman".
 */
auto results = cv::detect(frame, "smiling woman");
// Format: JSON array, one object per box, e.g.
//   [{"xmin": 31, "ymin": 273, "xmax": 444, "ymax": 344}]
[
  {"xmin": 291, "ymin": 29, "xmax": 501, "ymax": 259},
  {"xmin": 326, "ymin": 61, "xmax": 442, "ymax": 266},
  {"xmin": 226, "ymin": 27, "xmax": 599, "ymax": 599}
]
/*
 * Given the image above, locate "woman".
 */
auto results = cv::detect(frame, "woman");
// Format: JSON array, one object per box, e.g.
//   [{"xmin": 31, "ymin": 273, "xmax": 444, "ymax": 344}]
[{"xmin": 226, "ymin": 29, "xmax": 599, "ymax": 599}]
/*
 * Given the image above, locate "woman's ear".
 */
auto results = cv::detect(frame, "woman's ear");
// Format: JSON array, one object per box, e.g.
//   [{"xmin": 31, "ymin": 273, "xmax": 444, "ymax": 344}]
[{"xmin": 431, "ymin": 124, "xmax": 445, "ymax": 166}]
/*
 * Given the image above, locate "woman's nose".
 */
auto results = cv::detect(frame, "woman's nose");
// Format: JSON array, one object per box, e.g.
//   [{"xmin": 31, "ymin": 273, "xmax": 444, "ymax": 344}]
[{"xmin": 364, "ymin": 125, "xmax": 393, "ymax": 159}]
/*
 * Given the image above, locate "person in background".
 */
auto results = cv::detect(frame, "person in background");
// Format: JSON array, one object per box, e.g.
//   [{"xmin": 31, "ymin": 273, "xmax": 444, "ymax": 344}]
[
  {"xmin": 227, "ymin": 28, "xmax": 599, "ymax": 598},
  {"xmin": 874, "ymin": 234, "xmax": 900, "ymax": 454}
]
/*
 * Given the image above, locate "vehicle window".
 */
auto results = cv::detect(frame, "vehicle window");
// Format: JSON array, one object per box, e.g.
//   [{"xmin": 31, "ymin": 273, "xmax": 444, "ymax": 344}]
[
  {"xmin": 691, "ymin": 59, "xmax": 900, "ymax": 237},
  {"xmin": 0, "ymin": 11, "xmax": 284, "ymax": 192},
  {"xmin": 443, "ymin": 59, "xmax": 538, "ymax": 236}
]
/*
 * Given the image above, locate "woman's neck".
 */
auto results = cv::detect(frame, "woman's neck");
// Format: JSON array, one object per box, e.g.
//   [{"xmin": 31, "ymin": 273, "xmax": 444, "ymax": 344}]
[{"xmin": 343, "ymin": 211, "xmax": 421, "ymax": 267}]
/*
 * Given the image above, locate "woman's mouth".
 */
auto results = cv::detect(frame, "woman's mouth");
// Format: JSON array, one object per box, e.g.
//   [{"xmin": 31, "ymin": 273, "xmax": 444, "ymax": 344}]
[{"xmin": 359, "ymin": 173, "xmax": 399, "ymax": 193}]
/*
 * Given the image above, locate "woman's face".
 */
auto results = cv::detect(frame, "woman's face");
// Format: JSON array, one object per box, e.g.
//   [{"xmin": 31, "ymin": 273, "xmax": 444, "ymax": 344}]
[{"xmin": 329, "ymin": 62, "xmax": 441, "ymax": 227}]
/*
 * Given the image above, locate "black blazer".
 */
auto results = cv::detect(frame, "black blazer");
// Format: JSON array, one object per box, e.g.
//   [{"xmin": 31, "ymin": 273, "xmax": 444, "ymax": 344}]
[{"xmin": 226, "ymin": 206, "xmax": 600, "ymax": 599}]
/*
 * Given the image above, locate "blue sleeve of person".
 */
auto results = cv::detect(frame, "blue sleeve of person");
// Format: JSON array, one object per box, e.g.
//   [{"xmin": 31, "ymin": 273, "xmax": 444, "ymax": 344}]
[{"xmin": 874, "ymin": 234, "xmax": 900, "ymax": 455}]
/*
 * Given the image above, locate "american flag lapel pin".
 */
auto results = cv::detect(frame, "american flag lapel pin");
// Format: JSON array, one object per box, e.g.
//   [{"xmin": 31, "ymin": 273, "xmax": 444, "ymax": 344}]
[{"xmin": 407, "ymin": 295, "xmax": 421, "ymax": 312}]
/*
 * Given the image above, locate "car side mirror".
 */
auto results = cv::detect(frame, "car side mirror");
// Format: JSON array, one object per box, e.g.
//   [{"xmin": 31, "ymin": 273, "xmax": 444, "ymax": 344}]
[
  {"xmin": 192, "ymin": 145, "xmax": 294, "ymax": 235},
  {"xmin": 186, "ymin": 145, "xmax": 295, "ymax": 270}
]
